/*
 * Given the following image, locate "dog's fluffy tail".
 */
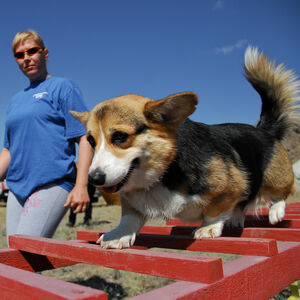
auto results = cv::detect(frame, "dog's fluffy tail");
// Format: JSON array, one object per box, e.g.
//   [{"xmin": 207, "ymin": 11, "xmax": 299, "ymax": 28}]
[{"xmin": 244, "ymin": 46, "xmax": 300, "ymax": 140}]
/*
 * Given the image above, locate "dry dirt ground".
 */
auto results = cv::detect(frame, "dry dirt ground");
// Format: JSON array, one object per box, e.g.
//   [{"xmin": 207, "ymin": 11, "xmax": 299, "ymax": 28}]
[{"xmin": 0, "ymin": 195, "xmax": 299, "ymax": 299}]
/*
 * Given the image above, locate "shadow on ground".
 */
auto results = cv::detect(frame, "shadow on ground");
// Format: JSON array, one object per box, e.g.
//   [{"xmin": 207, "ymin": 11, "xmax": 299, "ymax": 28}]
[{"xmin": 71, "ymin": 275, "xmax": 127, "ymax": 300}]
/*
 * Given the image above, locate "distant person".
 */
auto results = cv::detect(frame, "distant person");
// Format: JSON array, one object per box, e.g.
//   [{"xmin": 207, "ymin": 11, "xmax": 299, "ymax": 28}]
[
  {"xmin": 67, "ymin": 184, "xmax": 96, "ymax": 226},
  {"xmin": 0, "ymin": 30, "xmax": 92, "ymax": 246}
]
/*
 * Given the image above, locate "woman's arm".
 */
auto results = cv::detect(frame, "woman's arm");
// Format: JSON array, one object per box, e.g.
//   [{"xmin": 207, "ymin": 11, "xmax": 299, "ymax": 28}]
[
  {"xmin": 64, "ymin": 135, "xmax": 92, "ymax": 213},
  {"xmin": 0, "ymin": 148, "xmax": 11, "ymax": 181}
]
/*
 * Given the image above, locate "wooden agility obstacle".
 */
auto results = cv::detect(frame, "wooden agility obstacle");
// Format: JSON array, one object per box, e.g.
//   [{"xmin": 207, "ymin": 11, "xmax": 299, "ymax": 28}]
[{"xmin": 0, "ymin": 202, "xmax": 299, "ymax": 299}]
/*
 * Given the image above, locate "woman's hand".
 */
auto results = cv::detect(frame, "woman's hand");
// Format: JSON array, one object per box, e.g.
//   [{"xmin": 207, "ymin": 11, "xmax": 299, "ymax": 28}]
[
  {"xmin": 0, "ymin": 148, "xmax": 11, "ymax": 181},
  {"xmin": 64, "ymin": 184, "xmax": 90, "ymax": 213}
]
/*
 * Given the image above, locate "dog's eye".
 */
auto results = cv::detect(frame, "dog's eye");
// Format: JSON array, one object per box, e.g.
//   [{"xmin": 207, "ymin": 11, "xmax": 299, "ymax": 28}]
[
  {"xmin": 87, "ymin": 135, "xmax": 96, "ymax": 148},
  {"xmin": 111, "ymin": 131, "xmax": 129, "ymax": 145}
]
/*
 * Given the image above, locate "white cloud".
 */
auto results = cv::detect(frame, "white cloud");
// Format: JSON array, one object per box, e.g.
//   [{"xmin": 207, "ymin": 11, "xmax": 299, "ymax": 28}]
[
  {"xmin": 216, "ymin": 39, "xmax": 248, "ymax": 55},
  {"xmin": 213, "ymin": 0, "xmax": 224, "ymax": 10}
]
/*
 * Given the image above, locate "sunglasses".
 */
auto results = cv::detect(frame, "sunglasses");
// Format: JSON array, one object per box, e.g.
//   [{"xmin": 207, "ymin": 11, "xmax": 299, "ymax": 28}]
[{"xmin": 14, "ymin": 47, "xmax": 43, "ymax": 59}]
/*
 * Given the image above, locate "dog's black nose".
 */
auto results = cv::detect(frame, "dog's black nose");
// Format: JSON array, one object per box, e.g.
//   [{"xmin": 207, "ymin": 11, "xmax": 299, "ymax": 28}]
[{"xmin": 88, "ymin": 169, "xmax": 106, "ymax": 186}]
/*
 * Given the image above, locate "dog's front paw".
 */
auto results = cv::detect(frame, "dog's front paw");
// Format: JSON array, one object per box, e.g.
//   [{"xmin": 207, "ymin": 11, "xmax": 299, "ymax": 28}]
[
  {"xmin": 96, "ymin": 231, "xmax": 136, "ymax": 249},
  {"xmin": 269, "ymin": 201, "xmax": 285, "ymax": 225},
  {"xmin": 193, "ymin": 223, "xmax": 223, "ymax": 239}
]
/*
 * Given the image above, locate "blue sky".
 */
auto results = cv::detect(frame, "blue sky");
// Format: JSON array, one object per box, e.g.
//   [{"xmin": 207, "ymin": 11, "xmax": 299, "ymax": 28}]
[{"xmin": 0, "ymin": 0, "xmax": 299, "ymax": 148}]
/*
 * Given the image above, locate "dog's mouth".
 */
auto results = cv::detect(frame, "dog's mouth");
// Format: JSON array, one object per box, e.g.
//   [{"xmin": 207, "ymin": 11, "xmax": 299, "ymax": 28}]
[{"xmin": 102, "ymin": 158, "xmax": 139, "ymax": 194}]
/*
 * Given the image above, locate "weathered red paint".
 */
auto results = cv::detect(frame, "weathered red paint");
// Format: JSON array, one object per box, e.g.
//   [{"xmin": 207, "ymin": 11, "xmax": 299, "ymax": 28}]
[
  {"xmin": 9, "ymin": 235, "xmax": 224, "ymax": 284},
  {"xmin": 166, "ymin": 214, "xmax": 300, "ymax": 227},
  {"xmin": 76, "ymin": 230, "xmax": 278, "ymax": 256},
  {"xmin": 0, "ymin": 248, "xmax": 77, "ymax": 272},
  {"xmin": 0, "ymin": 263, "xmax": 107, "ymax": 300},
  {"xmin": 129, "ymin": 243, "xmax": 300, "ymax": 300},
  {"xmin": 0, "ymin": 203, "xmax": 299, "ymax": 299}
]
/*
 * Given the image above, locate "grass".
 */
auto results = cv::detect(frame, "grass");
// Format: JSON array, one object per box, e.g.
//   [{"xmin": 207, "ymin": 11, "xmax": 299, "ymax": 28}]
[{"xmin": 1, "ymin": 192, "xmax": 299, "ymax": 299}]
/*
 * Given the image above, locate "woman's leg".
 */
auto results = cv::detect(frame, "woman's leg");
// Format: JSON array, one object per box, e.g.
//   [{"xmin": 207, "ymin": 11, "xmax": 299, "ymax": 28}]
[
  {"xmin": 6, "ymin": 191, "xmax": 24, "ymax": 246},
  {"xmin": 7, "ymin": 184, "xmax": 69, "ymax": 246}
]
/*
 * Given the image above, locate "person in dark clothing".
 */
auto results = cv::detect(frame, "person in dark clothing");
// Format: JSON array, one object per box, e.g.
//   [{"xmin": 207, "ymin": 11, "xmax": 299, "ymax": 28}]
[{"xmin": 67, "ymin": 184, "xmax": 96, "ymax": 226}]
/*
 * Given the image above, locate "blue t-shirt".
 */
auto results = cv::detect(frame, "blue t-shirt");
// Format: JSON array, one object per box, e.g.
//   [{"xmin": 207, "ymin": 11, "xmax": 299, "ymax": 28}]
[{"xmin": 4, "ymin": 76, "xmax": 87, "ymax": 203}]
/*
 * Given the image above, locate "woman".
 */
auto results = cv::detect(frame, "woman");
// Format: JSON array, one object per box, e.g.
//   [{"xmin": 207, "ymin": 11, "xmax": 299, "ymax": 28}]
[{"xmin": 0, "ymin": 30, "xmax": 92, "ymax": 245}]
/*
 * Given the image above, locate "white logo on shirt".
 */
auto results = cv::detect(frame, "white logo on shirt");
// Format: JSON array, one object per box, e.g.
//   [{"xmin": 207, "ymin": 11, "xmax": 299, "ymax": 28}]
[{"xmin": 33, "ymin": 92, "xmax": 48, "ymax": 99}]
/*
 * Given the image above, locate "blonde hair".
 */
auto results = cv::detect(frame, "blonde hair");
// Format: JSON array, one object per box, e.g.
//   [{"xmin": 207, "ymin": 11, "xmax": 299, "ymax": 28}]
[{"xmin": 12, "ymin": 30, "xmax": 46, "ymax": 53}]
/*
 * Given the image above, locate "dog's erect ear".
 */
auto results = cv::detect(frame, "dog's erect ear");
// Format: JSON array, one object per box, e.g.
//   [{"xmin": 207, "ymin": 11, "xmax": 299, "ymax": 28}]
[
  {"xmin": 69, "ymin": 110, "xmax": 90, "ymax": 125},
  {"xmin": 144, "ymin": 92, "xmax": 198, "ymax": 125}
]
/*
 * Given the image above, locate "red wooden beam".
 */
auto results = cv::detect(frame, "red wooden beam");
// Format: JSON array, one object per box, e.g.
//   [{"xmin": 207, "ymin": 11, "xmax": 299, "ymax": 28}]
[
  {"xmin": 283, "ymin": 214, "xmax": 300, "ymax": 219},
  {"xmin": 141, "ymin": 225, "xmax": 194, "ymax": 235},
  {"xmin": 245, "ymin": 208, "xmax": 300, "ymax": 216},
  {"xmin": 246, "ymin": 206, "xmax": 300, "ymax": 214},
  {"xmin": 238, "ymin": 227, "xmax": 300, "ymax": 240},
  {"xmin": 285, "ymin": 203, "xmax": 300, "ymax": 207},
  {"xmin": 166, "ymin": 215, "xmax": 300, "ymax": 227},
  {"xmin": 243, "ymin": 216, "xmax": 300, "ymax": 228},
  {"xmin": 0, "ymin": 248, "xmax": 77, "ymax": 272},
  {"xmin": 0, "ymin": 263, "xmax": 107, "ymax": 300},
  {"xmin": 9, "ymin": 235, "xmax": 224, "ymax": 284},
  {"xmin": 76, "ymin": 230, "xmax": 278, "ymax": 257},
  {"xmin": 139, "ymin": 225, "xmax": 300, "ymax": 241},
  {"xmin": 129, "ymin": 242, "xmax": 300, "ymax": 300}
]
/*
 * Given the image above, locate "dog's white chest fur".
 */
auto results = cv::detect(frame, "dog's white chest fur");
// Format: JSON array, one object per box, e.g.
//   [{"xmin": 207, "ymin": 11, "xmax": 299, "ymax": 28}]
[{"xmin": 123, "ymin": 184, "xmax": 207, "ymax": 222}]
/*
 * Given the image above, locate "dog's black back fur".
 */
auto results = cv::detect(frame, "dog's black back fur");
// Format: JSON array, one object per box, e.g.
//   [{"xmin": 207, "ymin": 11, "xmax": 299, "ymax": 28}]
[{"xmin": 162, "ymin": 118, "xmax": 275, "ymax": 202}]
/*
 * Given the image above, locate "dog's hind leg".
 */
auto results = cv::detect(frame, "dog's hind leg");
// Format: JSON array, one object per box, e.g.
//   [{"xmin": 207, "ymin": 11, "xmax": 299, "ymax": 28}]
[
  {"xmin": 260, "ymin": 142, "xmax": 294, "ymax": 225},
  {"xmin": 268, "ymin": 197, "xmax": 286, "ymax": 224},
  {"xmin": 195, "ymin": 156, "xmax": 249, "ymax": 238},
  {"xmin": 263, "ymin": 193, "xmax": 289, "ymax": 225},
  {"xmin": 193, "ymin": 211, "xmax": 232, "ymax": 239}
]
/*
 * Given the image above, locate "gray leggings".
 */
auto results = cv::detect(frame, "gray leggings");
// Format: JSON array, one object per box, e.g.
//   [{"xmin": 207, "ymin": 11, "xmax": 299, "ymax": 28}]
[{"xmin": 6, "ymin": 183, "xmax": 69, "ymax": 246}]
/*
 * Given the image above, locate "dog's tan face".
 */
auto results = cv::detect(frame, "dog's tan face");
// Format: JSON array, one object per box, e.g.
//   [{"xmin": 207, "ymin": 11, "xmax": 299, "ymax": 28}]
[{"xmin": 71, "ymin": 92, "xmax": 197, "ymax": 194}]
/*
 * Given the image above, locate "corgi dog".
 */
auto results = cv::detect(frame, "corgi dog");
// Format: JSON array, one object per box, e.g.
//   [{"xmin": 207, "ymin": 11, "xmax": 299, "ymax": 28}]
[{"xmin": 71, "ymin": 47, "xmax": 299, "ymax": 249}]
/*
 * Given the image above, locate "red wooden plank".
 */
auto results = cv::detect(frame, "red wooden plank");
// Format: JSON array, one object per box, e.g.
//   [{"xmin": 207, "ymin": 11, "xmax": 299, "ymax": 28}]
[
  {"xmin": 0, "ymin": 263, "xmax": 107, "ymax": 300},
  {"xmin": 286, "ymin": 209, "xmax": 300, "ymax": 213},
  {"xmin": 0, "ymin": 248, "xmax": 77, "ymax": 272},
  {"xmin": 141, "ymin": 225, "xmax": 180, "ymax": 235},
  {"xmin": 246, "ymin": 208, "xmax": 300, "ymax": 215},
  {"xmin": 237, "ymin": 227, "xmax": 300, "ymax": 241},
  {"xmin": 248, "ymin": 206, "xmax": 300, "ymax": 213},
  {"xmin": 166, "ymin": 216, "xmax": 300, "ymax": 226},
  {"xmin": 243, "ymin": 216, "xmax": 300, "ymax": 228},
  {"xmin": 9, "ymin": 235, "xmax": 224, "ymax": 284},
  {"xmin": 129, "ymin": 242, "xmax": 300, "ymax": 300},
  {"xmin": 283, "ymin": 214, "xmax": 300, "ymax": 219},
  {"xmin": 286, "ymin": 203, "xmax": 300, "ymax": 207},
  {"xmin": 166, "ymin": 219, "xmax": 200, "ymax": 226},
  {"xmin": 139, "ymin": 225, "xmax": 300, "ymax": 241},
  {"xmin": 76, "ymin": 230, "xmax": 278, "ymax": 256}
]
